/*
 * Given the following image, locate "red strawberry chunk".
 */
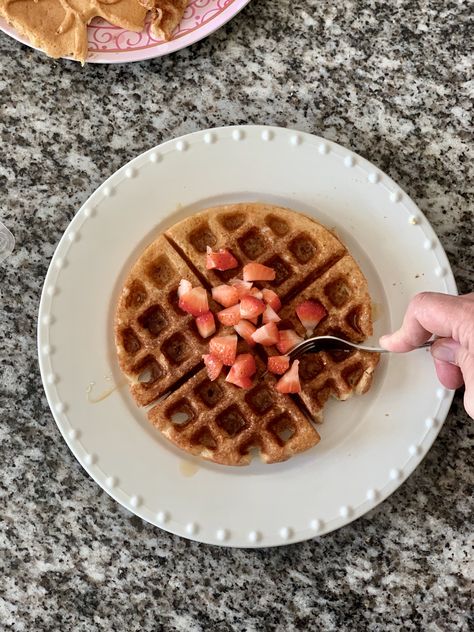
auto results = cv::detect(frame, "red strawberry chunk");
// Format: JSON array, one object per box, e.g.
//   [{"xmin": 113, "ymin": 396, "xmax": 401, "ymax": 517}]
[
  {"xmin": 251, "ymin": 322, "xmax": 279, "ymax": 346},
  {"xmin": 206, "ymin": 247, "xmax": 238, "ymax": 271},
  {"xmin": 232, "ymin": 353, "xmax": 257, "ymax": 378},
  {"xmin": 275, "ymin": 360, "xmax": 301, "ymax": 394},
  {"xmin": 211, "ymin": 284, "xmax": 239, "ymax": 307},
  {"xmin": 267, "ymin": 355, "xmax": 290, "ymax": 375},
  {"xmin": 243, "ymin": 262, "xmax": 276, "ymax": 281},
  {"xmin": 276, "ymin": 329, "xmax": 304, "ymax": 354},
  {"xmin": 296, "ymin": 299, "xmax": 328, "ymax": 333},
  {"xmin": 195, "ymin": 311, "xmax": 216, "ymax": 338},
  {"xmin": 225, "ymin": 367, "xmax": 253, "ymax": 389},
  {"xmin": 262, "ymin": 288, "xmax": 282, "ymax": 312},
  {"xmin": 203, "ymin": 353, "xmax": 223, "ymax": 381},
  {"xmin": 209, "ymin": 334, "xmax": 237, "ymax": 366},
  {"xmin": 229, "ymin": 278, "xmax": 253, "ymax": 298},
  {"xmin": 178, "ymin": 278, "xmax": 192, "ymax": 299},
  {"xmin": 249, "ymin": 287, "xmax": 263, "ymax": 299},
  {"xmin": 217, "ymin": 304, "xmax": 241, "ymax": 327},
  {"xmin": 240, "ymin": 295, "xmax": 265, "ymax": 320},
  {"xmin": 179, "ymin": 287, "xmax": 209, "ymax": 316},
  {"xmin": 262, "ymin": 304, "xmax": 281, "ymax": 324},
  {"xmin": 234, "ymin": 320, "xmax": 257, "ymax": 346}
]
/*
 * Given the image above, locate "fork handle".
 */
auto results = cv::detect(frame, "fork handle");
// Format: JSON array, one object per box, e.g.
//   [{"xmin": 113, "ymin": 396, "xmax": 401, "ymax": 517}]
[{"xmin": 357, "ymin": 340, "xmax": 435, "ymax": 353}]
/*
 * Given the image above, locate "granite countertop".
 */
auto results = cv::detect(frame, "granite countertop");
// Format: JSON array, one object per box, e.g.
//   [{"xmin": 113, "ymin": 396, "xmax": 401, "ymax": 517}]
[{"xmin": 0, "ymin": 0, "xmax": 472, "ymax": 629}]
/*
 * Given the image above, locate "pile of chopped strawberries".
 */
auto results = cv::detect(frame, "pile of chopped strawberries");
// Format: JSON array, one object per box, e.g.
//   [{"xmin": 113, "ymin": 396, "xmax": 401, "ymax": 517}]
[{"xmin": 177, "ymin": 247, "xmax": 328, "ymax": 393}]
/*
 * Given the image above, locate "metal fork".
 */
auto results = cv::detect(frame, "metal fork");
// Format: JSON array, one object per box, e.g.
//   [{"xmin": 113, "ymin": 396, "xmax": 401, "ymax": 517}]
[{"xmin": 287, "ymin": 335, "xmax": 434, "ymax": 362}]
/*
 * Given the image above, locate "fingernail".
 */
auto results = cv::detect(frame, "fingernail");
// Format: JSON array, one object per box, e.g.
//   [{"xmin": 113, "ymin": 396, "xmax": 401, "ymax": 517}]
[
  {"xmin": 431, "ymin": 340, "xmax": 460, "ymax": 364},
  {"xmin": 379, "ymin": 334, "xmax": 390, "ymax": 347}
]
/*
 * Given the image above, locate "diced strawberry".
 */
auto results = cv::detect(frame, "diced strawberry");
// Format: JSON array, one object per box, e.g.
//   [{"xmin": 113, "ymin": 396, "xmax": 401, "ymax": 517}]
[
  {"xmin": 296, "ymin": 299, "xmax": 328, "ymax": 334},
  {"xmin": 178, "ymin": 278, "xmax": 192, "ymax": 299},
  {"xmin": 249, "ymin": 287, "xmax": 263, "ymax": 299},
  {"xmin": 240, "ymin": 295, "xmax": 265, "ymax": 320},
  {"xmin": 209, "ymin": 334, "xmax": 237, "ymax": 366},
  {"xmin": 203, "ymin": 353, "xmax": 223, "ymax": 381},
  {"xmin": 211, "ymin": 284, "xmax": 239, "ymax": 307},
  {"xmin": 206, "ymin": 247, "xmax": 238, "ymax": 271},
  {"xmin": 225, "ymin": 367, "xmax": 253, "ymax": 389},
  {"xmin": 243, "ymin": 262, "xmax": 276, "ymax": 281},
  {"xmin": 234, "ymin": 320, "xmax": 257, "ymax": 346},
  {"xmin": 251, "ymin": 322, "xmax": 279, "ymax": 346},
  {"xmin": 275, "ymin": 360, "xmax": 301, "ymax": 394},
  {"xmin": 232, "ymin": 353, "xmax": 257, "ymax": 378},
  {"xmin": 276, "ymin": 329, "xmax": 304, "ymax": 354},
  {"xmin": 179, "ymin": 287, "xmax": 209, "ymax": 316},
  {"xmin": 217, "ymin": 304, "xmax": 241, "ymax": 327},
  {"xmin": 262, "ymin": 304, "xmax": 281, "ymax": 324},
  {"xmin": 195, "ymin": 311, "xmax": 216, "ymax": 338},
  {"xmin": 262, "ymin": 288, "xmax": 282, "ymax": 312},
  {"xmin": 267, "ymin": 355, "xmax": 290, "ymax": 375},
  {"xmin": 229, "ymin": 278, "xmax": 253, "ymax": 298}
]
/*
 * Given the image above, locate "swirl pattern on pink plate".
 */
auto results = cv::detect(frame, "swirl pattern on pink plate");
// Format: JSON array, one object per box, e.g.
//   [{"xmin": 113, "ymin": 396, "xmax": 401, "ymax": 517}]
[{"xmin": 88, "ymin": 0, "xmax": 238, "ymax": 53}]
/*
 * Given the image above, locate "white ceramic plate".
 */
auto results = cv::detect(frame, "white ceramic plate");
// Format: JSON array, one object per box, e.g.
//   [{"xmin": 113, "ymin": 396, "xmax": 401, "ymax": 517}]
[{"xmin": 38, "ymin": 125, "xmax": 456, "ymax": 547}]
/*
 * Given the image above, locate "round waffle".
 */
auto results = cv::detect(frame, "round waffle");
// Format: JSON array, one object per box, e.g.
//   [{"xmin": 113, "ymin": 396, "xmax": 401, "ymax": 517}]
[{"xmin": 114, "ymin": 203, "xmax": 379, "ymax": 465}]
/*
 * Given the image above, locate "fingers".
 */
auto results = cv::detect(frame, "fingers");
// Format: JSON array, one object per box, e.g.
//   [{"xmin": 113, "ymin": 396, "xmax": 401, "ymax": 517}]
[
  {"xmin": 380, "ymin": 292, "xmax": 474, "ymax": 352},
  {"xmin": 431, "ymin": 338, "xmax": 474, "ymax": 418},
  {"xmin": 433, "ymin": 359, "xmax": 464, "ymax": 390}
]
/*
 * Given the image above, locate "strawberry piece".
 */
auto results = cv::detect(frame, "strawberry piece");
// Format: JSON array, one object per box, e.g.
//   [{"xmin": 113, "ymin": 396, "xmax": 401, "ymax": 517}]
[
  {"xmin": 262, "ymin": 304, "xmax": 281, "ymax": 324},
  {"xmin": 267, "ymin": 355, "xmax": 290, "ymax": 375},
  {"xmin": 179, "ymin": 287, "xmax": 209, "ymax": 317},
  {"xmin": 209, "ymin": 334, "xmax": 237, "ymax": 366},
  {"xmin": 276, "ymin": 329, "xmax": 304, "ymax": 354},
  {"xmin": 248, "ymin": 316, "xmax": 259, "ymax": 326},
  {"xmin": 229, "ymin": 278, "xmax": 253, "ymax": 298},
  {"xmin": 232, "ymin": 353, "xmax": 257, "ymax": 378},
  {"xmin": 211, "ymin": 284, "xmax": 239, "ymax": 307},
  {"xmin": 249, "ymin": 287, "xmax": 263, "ymax": 299},
  {"xmin": 275, "ymin": 360, "xmax": 301, "ymax": 394},
  {"xmin": 217, "ymin": 304, "xmax": 241, "ymax": 327},
  {"xmin": 243, "ymin": 262, "xmax": 276, "ymax": 281},
  {"xmin": 206, "ymin": 247, "xmax": 238, "ymax": 271},
  {"xmin": 203, "ymin": 353, "xmax": 223, "ymax": 381},
  {"xmin": 234, "ymin": 320, "xmax": 257, "ymax": 346},
  {"xmin": 178, "ymin": 278, "xmax": 192, "ymax": 299},
  {"xmin": 296, "ymin": 299, "xmax": 327, "ymax": 334},
  {"xmin": 195, "ymin": 311, "xmax": 216, "ymax": 338},
  {"xmin": 225, "ymin": 367, "xmax": 253, "ymax": 389},
  {"xmin": 251, "ymin": 322, "xmax": 279, "ymax": 346},
  {"xmin": 262, "ymin": 288, "xmax": 282, "ymax": 312},
  {"xmin": 240, "ymin": 295, "xmax": 265, "ymax": 319}
]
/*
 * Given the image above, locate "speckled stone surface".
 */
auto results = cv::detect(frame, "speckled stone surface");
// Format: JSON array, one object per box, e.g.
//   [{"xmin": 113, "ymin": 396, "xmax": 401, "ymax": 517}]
[{"xmin": 0, "ymin": 1, "xmax": 473, "ymax": 630}]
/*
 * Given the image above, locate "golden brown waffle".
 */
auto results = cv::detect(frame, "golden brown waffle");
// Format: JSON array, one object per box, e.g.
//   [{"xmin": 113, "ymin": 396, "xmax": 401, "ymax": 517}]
[
  {"xmin": 115, "ymin": 235, "xmax": 210, "ymax": 406},
  {"xmin": 274, "ymin": 255, "xmax": 380, "ymax": 420},
  {"xmin": 139, "ymin": 0, "xmax": 186, "ymax": 39},
  {"xmin": 149, "ymin": 359, "xmax": 320, "ymax": 465},
  {"xmin": 165, "ymin": 203, "xmax": 346, "ymax": 299},
  {"xmin": 0, "ymin": 0, "xmax": 147, "ymax": 62},
  {"xmin": 115, "ymin": 203, "xmax": 379, "ymax": 465}
]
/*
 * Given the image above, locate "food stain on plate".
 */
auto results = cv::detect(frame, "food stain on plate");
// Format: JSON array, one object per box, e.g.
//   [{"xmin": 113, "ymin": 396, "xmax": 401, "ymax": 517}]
[
  {"xmin": 86, "ymin": 376, "xmax": 127, "ymax": 403},
  {"xmin": 179, "ymin": 460, "xmax": 199, "ymax": 477},
  {"xmin": 371, "ymin": 302, "xmax": 383, "ymax": 322}
]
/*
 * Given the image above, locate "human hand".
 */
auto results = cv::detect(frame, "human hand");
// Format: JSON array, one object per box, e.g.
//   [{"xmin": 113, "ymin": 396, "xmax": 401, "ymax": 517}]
[{"xmin": 379, "ymin": 292, "xmax": 474, "ymax": 419}]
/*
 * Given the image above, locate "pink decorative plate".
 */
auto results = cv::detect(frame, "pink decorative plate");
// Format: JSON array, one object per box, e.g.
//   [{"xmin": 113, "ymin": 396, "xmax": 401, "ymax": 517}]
[{"xmin": 0, "ymin": 0, "xmax": 251, "ymax": 63}]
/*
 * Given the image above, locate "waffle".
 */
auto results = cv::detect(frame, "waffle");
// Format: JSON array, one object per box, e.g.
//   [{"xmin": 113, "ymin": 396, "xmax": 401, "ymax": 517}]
[
  {"xmin": 115, "ymin": 235, "xmax": 211, "ymax": 406},
  {"xmin": 149, "ymin": 358, "xmax": 320, "ymax": 465},
  {"xmin": 139, "ymin": 0, "xmax": 187, "ymax": 39},
  {"xmin": 114, "ymin": 202, "xmax": 379, "ymax": 465},
  {"xmin": 165, "ymin": 203, "xmax": 346, "ymax": 299},
  {"xmin": 0, "ymin": 0, "xmax": 185, "ymax": 63},
  {"xmin": 274, "ymin": 255, "xmax": 380, "ymax": 421}
]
